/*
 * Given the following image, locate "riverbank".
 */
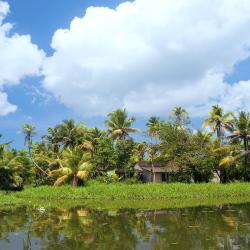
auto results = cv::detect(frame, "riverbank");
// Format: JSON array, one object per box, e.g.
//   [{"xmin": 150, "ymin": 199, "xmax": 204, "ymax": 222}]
[{"xmin": 1, "ymin": 182, "xmax": 250, "ymax": 210}]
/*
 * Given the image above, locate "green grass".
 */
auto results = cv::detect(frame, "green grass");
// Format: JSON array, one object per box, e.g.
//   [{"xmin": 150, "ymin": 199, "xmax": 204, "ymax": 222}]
[{"xmin": 1, "ymin": 182, "xmax": 250, "ymax": 210}]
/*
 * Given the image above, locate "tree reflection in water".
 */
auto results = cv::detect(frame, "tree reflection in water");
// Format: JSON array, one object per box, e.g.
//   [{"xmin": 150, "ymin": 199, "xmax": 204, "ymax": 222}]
[{"xmin": 0, "ymin": 204, "xmax": 250, "ymax": 249}]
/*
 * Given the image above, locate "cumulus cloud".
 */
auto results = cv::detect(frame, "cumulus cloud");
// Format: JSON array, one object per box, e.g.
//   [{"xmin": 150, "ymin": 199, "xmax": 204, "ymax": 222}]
[
  {"xmin": 0, "ymin": 92, "xmax": 16, "ymax": 115},
  {"xmin": 0, "ymin": 1, "xmax": 45, "ymax": 115},
  {"xmin": 43, "ymin": 0, "xmax": 250, "ymax": 116},
  {"xmin": 0, "ymin": 1, "xmax": 9, "ymax": 24}
]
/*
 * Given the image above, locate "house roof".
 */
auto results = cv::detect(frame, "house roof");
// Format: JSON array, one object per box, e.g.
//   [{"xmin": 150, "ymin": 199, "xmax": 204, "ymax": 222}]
[{"xmin": 134, "ymin": 161, "xmax": 179, "ymax": 173}]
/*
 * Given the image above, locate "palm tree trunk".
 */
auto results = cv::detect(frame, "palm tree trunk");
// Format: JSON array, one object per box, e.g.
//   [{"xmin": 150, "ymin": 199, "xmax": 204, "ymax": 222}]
[
  {"xmin": 151, "ymin": 156, "xmax": 155, "ymax": 182},
  {"xmin": 217, "ymin": 125, "xmax": 222, "ymax": 144},
  {"xmin": 215, "ymin": 169, "xmax": 222, "ymax": 183},
  {"xmin": 216, "ymin": 124, "xmax": 225, "ymax": 183},
  {"xmin": 244, "ymin": 138, "xmax": 248, "ymax": 181},
  {"xmin": 28, "ymin": 140, "xmax": 49, "ymax": 176},
  {"xmin": 72, "ymin": 175, "xmax": 78, "ymax": 186}
]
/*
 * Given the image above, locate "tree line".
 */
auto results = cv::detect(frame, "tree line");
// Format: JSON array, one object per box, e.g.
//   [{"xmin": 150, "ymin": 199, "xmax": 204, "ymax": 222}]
[{"xmin": 1, "ymin": 105, "xmax": 250, "ymax": 190}]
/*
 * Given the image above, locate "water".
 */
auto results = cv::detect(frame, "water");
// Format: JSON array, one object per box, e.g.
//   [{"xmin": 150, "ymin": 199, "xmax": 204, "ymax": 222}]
[{"xmin": 1, "ymin": 203, "xmax": 250, "ymax": 250}]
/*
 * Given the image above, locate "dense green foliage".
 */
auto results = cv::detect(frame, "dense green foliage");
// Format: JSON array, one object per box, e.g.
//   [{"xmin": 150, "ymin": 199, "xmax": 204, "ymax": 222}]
[{"xmin": 1, "ymin": 105, "xmax": 250, "ymax": 190}]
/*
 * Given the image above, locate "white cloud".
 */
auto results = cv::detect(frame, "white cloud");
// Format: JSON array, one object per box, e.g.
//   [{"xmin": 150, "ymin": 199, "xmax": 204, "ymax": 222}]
[
  {"xmin": 0, "ymin": 92, "xmax": 16, "ymax": 115},
  {"xmin": 0, "ymin": 1, "xmax": 9, "ymax": 24},
  {"xmin": 43, "ymin": 0, "xmax": 250, "ymax": 117},
  {"xmin": 0, "ymin": 1, "xmax": 45, "ymax": 116}
]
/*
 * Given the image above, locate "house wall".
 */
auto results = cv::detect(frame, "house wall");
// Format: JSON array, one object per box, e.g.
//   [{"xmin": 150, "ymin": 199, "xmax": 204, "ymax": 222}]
[
  {"xmin": 142, "ymin": 171, "xmax": 173, "ymax": 183},
  {"xmin": 154, "ymin": 173, "xmax": 163, "ymax": 182},
  {"xmin": 142, "ymin": 170, "xmax": 152, "ymax": 183},
  {"xmin": 166, "ymin": 173, "xmax": 172, "ymax": 183}
]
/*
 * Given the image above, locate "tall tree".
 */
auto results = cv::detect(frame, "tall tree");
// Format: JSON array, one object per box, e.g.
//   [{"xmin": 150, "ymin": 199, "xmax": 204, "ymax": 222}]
[
  {"xmin": 203, "ymin": 105, "xmax": 234, "ymax": 183},
  {"xmin": 146, "ymin": 117, "xmax": 161, "ymax": 182},
  {"xmin": 49, "ymin": 146, "xmax": 91, "ymax": 186},
  {"xmin": 171, "ymin": 106, "xmax": 190, "ymax": 128},
  {"xmin": 221, "ymin": 111, "xmax": 250, "ymax": 181},
  {"xmin": 54, "ymin": 119, "xmax": 87, "ymax": 149},
  {"xmin": 22, "ymin": 124, "xmax": 48, "ymax": 176},
  {"xmin": 0, "ymin": 150, "xmax": 24, "ymax": 190},
  {"xmin": 90, "ymin": 137, "xmax": 117, "ymax": 173},
  {"xmin": 146, "ymin": 117, "xmax": 161, "ymax": 140},
  {"xmin": 105, "ymin": 109, "xmax": 138, "ymax": 140},
  {"xmin": 42, "ymin": 127, "xmax": 61, "ymax": 153},
  {"xmin": 82, "ymin": 127, "xmax": 106, "ymax": 155},
  {"xmin": 22, "ymin": 124, "xmax": 36, "ymax": 154},
  {"xmin": 203, "ymin": 105, "xmax": 234, "ymax": 143}
]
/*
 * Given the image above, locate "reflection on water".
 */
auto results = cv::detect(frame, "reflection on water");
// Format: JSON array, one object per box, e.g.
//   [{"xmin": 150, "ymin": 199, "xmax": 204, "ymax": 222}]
[{"xmin": 1, "ymin": 203, "xmax": 250, "ymax": 250}]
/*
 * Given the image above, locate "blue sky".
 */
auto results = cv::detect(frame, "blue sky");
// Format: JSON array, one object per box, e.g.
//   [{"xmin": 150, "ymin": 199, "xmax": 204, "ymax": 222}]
[
  {"xmin": 1, "ymin": 0, "xmax": 250, "ymax": 148},
  {"xmin": 1, "ymin": 0, "xmax": 131, "ymax": 147}
]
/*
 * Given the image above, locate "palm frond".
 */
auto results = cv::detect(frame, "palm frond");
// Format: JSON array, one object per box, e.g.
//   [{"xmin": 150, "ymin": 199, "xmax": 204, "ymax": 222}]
[
  {"xmin": 213, "ymin": 145, "xmax": 231, "ymax": 153},
  {"xmin": 54, "ymin": 175, "xmax": 69, "ymax": 186},
  {"xmin": 219, "ymin": 156, "xmax": 235, "ymax": 167},
  {"xmin": 79, "ymin": 161, "xmax": 93, "ymax": 171},
  {"xmin": 50, "ymin": 167, "xmax": 72, "ymax": 176},
  {"xmin": 76, "ymin": 171, "xmax": 88, "ymax": 181}
]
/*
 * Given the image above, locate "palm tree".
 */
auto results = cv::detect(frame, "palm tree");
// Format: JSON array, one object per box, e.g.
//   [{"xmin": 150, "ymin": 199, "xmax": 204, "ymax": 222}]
[
  {"xmin": 146, "ymin": 117, "xmax": 161, "ymax": 139},
  {"xmin": 22, "ymin": 124, "xmax": 36, "ymax": 153},
  {"xmin": 42, "ymin": 127, "xmax": 61, "ymax": 153},
  {"xmin": 203, "ymin": 105, "xmax": 234, "ymax": 143},
  {"xmin": 82, "ymin": 127, "xmax": 106, "ymax": 155},
  {"xmin": 203, "ymin": 105, "xmax": 234, "ymax": 181},
  {"xmin": 22, "ymin": 124, "xmax": 48, "ymax": 176},
  {"xmin": 0, "ymin": 134, "xmax": 11, "ymax": 159},
  {"xmin": 171, "ymin": 106, "xmax": 189, "ymax": 127},
  {"xmin": 203, "ymin": 106, "xmax": 234, "ymax": 183},
  {"xmin": 55, "ymin": 120, "xmax": 87, "ymax": 149},
  {"xmin": 220, "ymin": 111, "xmax": 250, "ymax": 181},
  {"xmin": 105, "ymin": 109, "xmax": 138, "ymax": 140},
  {"xmin": 0, "ymin": 149, "xmax": 24, "ymax": 190},
  {"xmin": 146, "ymin": 117, "xmax": 161, "ymax": 182},
  {"xmin": 49, "ymin": 146, "xmax": 92, "ymax": 186}
]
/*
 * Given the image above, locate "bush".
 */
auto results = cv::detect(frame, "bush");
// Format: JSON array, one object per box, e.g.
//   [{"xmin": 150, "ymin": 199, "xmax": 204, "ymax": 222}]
[
  {"xmin": 123, "ymin": 177, "xmax": 141, "ymax": 184},
  {"xmin": 94, "ymin": 171, "xmax": 120, "ymax": 184}
]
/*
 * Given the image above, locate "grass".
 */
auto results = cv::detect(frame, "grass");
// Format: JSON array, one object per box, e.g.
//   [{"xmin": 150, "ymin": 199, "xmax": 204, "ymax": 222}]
[{"xmin": 1, "ymin": 181, "xmax": 250, "ymax": 210}]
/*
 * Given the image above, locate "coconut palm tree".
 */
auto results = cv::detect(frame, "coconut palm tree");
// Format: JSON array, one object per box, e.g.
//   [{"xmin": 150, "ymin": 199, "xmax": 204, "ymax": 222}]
[
  {"xmin": 220, "ymin": 111, "xmax": 250, "ymax": 181},
  {"xmin": 49, "ymin": 146, "xmax": 93, "ymax": 186},
  {"xmin": 0, "ymin": 134, "xmax": 11, "ymax": 160},
  {"xmin": 105, "ymin": 109, "xmax": 138, "ymax": 140},
  {"xmin": 22, "ymin": 124, "xmax": 36, "ymax": 153},
  {"xmin": 42, "ymin": 127, "xmax": 61, "ymax": 153},
  {"xmin": 203, "ymin": 106, "xmax": 234, "ymax": 183},
  {"xmin": 146, "ymin": 117, "xmax": 161, "ymax": 182},
  {"xmin": 171, "ymin": 106, "xmax": 189, "ymax": 127},
  {"xmin": 146, "ymin": 117, "xmax": 161, "ymax": 139},
  {"xmin": 22, "ymin": 124, "xmax": 48, "ymax": 176},
  {"xmin": 54, "ymin": 120, "xmax": 87, "ymax": 149},
  {"xmin": 203, "ymin": 105, "xmax": 234, "ymax": 143},
  {"xmin": 0, "ymin": 150, "xmax": 24, "ymax": 190},
  {"xmin": 82, "ymin": 127, "xmax": 106, "ymax": 155}
]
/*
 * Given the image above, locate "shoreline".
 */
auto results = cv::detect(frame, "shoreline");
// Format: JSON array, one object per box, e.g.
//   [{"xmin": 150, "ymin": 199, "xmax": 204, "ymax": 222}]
[{"xmin": 1, "ymin": 182, "xmax": 250, "ymax": 210}]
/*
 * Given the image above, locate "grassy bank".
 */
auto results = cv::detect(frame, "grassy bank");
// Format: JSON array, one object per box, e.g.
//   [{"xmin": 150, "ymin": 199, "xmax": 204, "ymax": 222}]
[{"xmin": 1, "ymin": 182, "xmax": 250, "ymax": 210}]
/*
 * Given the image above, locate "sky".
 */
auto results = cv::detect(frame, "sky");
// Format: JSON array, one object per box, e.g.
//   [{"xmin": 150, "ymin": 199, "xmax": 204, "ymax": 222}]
[{"xmin": 0, "ymin": 0, "xmax": 250, "ymax": 148}]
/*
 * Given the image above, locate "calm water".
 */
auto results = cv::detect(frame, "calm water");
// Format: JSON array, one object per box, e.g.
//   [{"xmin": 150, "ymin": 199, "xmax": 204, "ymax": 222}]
[{"xmin": 1, "ymin": 204, "xmax": 250, "ymax": 250}]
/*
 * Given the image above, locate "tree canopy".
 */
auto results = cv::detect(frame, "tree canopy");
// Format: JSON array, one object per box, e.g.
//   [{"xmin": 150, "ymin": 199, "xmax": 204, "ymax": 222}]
[{"xmin": 1, "ymin": 106, "xmax": 250, "ymax": 190}]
